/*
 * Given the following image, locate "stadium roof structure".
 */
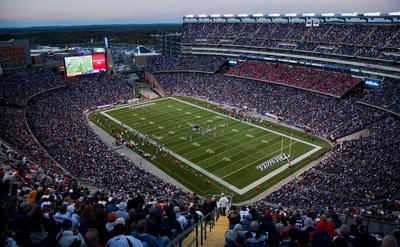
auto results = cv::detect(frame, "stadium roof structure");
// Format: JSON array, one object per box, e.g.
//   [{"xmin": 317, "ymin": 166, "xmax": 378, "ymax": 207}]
[
  {"xmin": 126, "ymin": 45, "xmax": 160, "ymax": 57},
  {"xmin": 183, "ymin": 11, "xmax": 400, "ymax": 23}
]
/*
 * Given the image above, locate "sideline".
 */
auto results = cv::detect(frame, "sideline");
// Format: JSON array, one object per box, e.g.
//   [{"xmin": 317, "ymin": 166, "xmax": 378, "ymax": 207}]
[{"xmin": 99, "ymin": 97, "xmax": 323, "ymax": 195}]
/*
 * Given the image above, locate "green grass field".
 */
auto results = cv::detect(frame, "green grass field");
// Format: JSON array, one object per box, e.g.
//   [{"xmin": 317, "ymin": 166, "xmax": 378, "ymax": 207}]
[
  {"xmin": 66, "ymin": 56, "xmax": 93, "ymax": 76},
  {"xmin": 96, "ymin": 97, "xmax": 326, "ymax": 199}
]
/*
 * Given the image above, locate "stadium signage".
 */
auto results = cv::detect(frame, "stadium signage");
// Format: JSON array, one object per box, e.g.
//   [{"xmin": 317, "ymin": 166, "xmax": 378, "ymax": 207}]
[
  {"xmin": 364, "ymin": 78, "xmax": 381, "ymax": 89},
  {"xmin": 256, "ymin": 153, "xmax": 290, "ymax": 171},
  {"xmin": 129, "ymin": 103, "xmax": 156, "ymax": 109}
]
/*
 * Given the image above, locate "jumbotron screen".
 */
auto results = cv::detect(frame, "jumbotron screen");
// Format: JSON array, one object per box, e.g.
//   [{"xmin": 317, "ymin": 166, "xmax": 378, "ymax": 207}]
[{"xmin": 64, "ymin": 54, "xmax": 106, "ymax": 77}]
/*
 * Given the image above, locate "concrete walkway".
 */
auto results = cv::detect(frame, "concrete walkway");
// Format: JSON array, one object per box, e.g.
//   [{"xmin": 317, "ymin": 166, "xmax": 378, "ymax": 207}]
[{"xmin": 181, "ymin": 215, "xmax": 228, "ymax": 247}]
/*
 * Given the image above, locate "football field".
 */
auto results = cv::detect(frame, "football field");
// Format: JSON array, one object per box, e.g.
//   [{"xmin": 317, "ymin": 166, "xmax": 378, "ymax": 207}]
[{"xmin": 101, "ymin": 97, "xmax": 323, "ymax": 195}]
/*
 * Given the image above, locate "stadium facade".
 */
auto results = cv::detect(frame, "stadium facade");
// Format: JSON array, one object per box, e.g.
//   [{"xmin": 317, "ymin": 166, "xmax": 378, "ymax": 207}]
[
  {"xmin": 179, "ymin": 12, "xmax": 400, "ymax": 80},
  {"xmin": 0, "ymin": 39, "xmax": 32, "ymax": 69}
]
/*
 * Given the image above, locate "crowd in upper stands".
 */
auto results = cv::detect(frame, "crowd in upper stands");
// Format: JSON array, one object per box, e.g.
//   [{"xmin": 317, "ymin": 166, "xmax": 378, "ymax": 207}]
[
  {"xmin": 0, "ymin": 105, "xmax": 58, "ymax": 172},
  {"xmin": 147, "ymin": 55, "xmax": 226, "ymax": 73},
  {"xmin": 360, "ymin": 79, "xmax": 400, "ymax": 115},
  {"xmin": 153, "ymin": 72, "xmax": 387, "ymax": 140},
  {"xmin": 0, "ymin": 68, "xmax": 65, "ymax": 105},
  {"xmin": 226, "ymin": 60, "xmax": 361, "ymax": 97},
  {"xmin": 182, "ymin": 22, "xmax": 400, "ymax": 60}
]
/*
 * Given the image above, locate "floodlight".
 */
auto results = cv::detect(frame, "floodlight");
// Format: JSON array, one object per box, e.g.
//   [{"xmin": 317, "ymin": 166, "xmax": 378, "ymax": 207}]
[
  {"xmin": 268, "ymin": 13, "xmax": 280, "ymax": 17},
  {"xmin": 252, "ymin": 13, "xmax": 264, "ymax": 17},
  {"xmin": 223, "ymin": 14, "xmax": 234, "ymax": 17},
  {"xmin": 341, "ymin": 12, "xmax": 357, "ymax": 17},
  {"xmin": 184, "ymin": 15, "xmax": 194, "ymax": 18},
  {"xmin": 198, "ymin": 14, "xmax": 208, "ymax": 18},
  {"xmin": 302, "ymin": 13, "xmax": 315, "ymax": 17},
  {"xmin": 210, "ymin": 14, "xmax": 221, "ymax": 17},
  {"xmin": 321, "ymin": 13, "xmax": 335, "ymax": 17},
  {"xmin": 285, "ymin": 13, "xmax": 297, "ymax": 17},
  {"xmin": 238, "ymin": 14, "xmax": 248, "ymax": 17},
  {"xmin": 363, "ymin": 12, "xmax": 380, "ymax": 16},
  {"xmin": 389, "ymin": 12, "xmax": 400, "ymax": 16}
]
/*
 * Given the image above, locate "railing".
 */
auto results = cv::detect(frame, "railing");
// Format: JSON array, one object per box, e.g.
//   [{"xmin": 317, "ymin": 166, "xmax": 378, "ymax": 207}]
[
  {"xmin": 166, "ymin": 210, "xmax": 217, "ymax": 247},
  {"xmin": 340, "ymin": 215, "xmax": 399, "ymax": 237}
]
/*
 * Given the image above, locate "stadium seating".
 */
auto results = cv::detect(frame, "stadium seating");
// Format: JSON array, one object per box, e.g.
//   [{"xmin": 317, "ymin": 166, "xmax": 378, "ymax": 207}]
[
  {"xmin": 153, "ymin": 72, "xmax": 387, "ymax": 140},
  {"xmin": 147, "ymin": 55, "xmax": 226, "ymax": 73},
  {"xmin": 359, "ymin": 79, "xmax": 400, "ymax": 115},
  {"xmin": 0, "ymin": 63, "xmax": 399, "ymax": 247},
  {"xmin": 0, "ymin": 68, "xmax": 65, "ymax": 105},
  {"xmin": 257, "ymin": 116, "xmax": 400, "ymax": 206},
  {"xmin": 225, "ymin": 60, "xmax": 361, "ymax": 97},
  {"xmin": 182, "ymin": 22, "xmax": 400, "ymax": 59}
]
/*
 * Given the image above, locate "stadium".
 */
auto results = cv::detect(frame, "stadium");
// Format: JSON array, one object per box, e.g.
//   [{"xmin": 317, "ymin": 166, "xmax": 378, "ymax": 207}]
[{"xmin": 0, "ymin": 10, "xmax": 400, "ymax": 247}]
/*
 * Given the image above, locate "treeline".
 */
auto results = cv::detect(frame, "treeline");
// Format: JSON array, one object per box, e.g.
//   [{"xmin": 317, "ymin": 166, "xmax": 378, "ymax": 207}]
[{"xmin": 0, "ymin": 24, "xmax": 182, "ymax": 46}]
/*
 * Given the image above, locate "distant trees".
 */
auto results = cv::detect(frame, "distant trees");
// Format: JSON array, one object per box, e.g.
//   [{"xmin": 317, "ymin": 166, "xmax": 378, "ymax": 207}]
[{"xmin": 0, "ymin": 24, "xmax": 181, "ymax": 46}]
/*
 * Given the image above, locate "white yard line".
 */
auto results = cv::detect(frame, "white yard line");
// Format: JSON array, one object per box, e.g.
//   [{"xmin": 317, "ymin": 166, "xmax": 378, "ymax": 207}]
[{"xmin": 101, "ymin": 97, "xmax": 322, "ymax": 194}]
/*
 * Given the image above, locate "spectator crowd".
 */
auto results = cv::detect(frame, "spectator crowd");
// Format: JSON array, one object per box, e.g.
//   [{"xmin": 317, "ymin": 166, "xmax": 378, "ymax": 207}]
[
  {"xmin": 226, "ymin": 60, "xmax": 361, "ymax": 97},
  {"xmin": 182, "ymin": 22, "xmax": 400, "ymax": 59},
  {"xmin": 153, "ymin": 72, "xmax": 388, "ymax": 140},
  {"xmin": 360, "ymin": 79, "xmax": 400, "ymax": 115},
  {"xmin": 147, "ymin": 55, "xmax": 226, "ymax": 73},
  {"xmin": 0, "ymin": 64, "xmax": 399, "ymax": 246}
]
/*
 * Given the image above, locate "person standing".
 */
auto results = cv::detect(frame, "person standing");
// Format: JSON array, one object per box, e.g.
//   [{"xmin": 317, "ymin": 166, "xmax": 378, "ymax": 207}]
[{"xmin": 219, "ymin": 193, "xmax": 229, "ymax": 216}]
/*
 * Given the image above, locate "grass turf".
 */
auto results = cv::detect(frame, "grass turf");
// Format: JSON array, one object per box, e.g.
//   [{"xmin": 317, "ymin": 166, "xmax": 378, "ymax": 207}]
[{"xmin": 90, "ymin": 96, "xmax": 330, "ymax": 202}]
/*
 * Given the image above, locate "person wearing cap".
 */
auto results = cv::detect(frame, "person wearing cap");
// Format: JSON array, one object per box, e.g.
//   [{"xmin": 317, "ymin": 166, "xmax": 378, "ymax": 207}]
[
  {"xmin": 27, "ymin": 190, "xmax": 37, "ymax": 204},
  {"xmin": 56, "ymin": 219, "xmax": 86, "ymax": 247},
  {"xmin": 106, "ymin": 212, "xmax": 117, "ymax": 234},
  {"xmin": 131, "ymin": 219, "xmax": 169, "ymax": 247},
  {"xmin": 219, "ymin": 193, "xmax": 229, "ymax": 216},
  {"xmin": 106, "ymin": 217, "xmax": 143, "ymax": 247}
]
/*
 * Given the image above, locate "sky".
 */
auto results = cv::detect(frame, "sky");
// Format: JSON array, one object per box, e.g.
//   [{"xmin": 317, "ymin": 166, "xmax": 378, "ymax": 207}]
[{"xmin": 0, "ymin": 0, "xmax": 399, "ymax": 28}]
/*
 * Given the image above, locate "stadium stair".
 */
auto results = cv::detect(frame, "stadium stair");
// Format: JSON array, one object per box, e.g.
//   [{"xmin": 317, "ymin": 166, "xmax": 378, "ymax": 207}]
[{"xmin": 181, "ymin": 215, "xmax": 228, "ymax": 247}]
